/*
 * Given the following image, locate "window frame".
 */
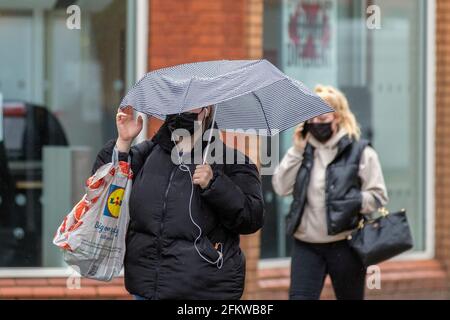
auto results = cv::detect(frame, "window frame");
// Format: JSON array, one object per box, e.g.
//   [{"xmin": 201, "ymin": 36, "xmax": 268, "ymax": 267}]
[
  {"xmin": 259, "ymin": 0, "xmax": 436, "ymax": 268},
  {"xmin": 0, "ymin": 0, "xmax": 149, "ymax": 278}
]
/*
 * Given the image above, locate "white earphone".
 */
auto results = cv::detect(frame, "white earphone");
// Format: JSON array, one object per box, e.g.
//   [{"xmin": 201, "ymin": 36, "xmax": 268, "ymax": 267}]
[{"xmin": 168, "ymin": 112, "xmax": 224, "ymax": 269}]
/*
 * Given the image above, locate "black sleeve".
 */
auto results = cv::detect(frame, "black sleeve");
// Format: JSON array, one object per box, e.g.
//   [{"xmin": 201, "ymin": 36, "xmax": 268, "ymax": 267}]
[
  {"xmin": 91, "ymin": 139, "xmax": 155, "ymax": 178},
  {"xmin": 200, "ymin": 163, "xmax": 265, "ymax": 235}
]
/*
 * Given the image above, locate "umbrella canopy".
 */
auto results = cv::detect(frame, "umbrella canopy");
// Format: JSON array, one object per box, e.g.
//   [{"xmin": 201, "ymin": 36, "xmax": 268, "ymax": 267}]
[{"xmin": 120, "ymin": 59, "xmax": 333, "ymax": 136}]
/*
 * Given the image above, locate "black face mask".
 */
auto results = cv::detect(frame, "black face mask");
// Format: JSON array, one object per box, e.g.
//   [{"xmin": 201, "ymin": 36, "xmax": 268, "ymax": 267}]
[
  {"xmin": 166, "ymin": 112, "xmax": 201, "ymax": 135},
  {"xmin": 307, "ymin": 122, "xmax": 334, "ymax": 143}
]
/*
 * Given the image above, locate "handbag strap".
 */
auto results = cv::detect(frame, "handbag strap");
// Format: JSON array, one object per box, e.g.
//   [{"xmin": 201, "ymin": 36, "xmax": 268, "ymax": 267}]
[{"xmin": 361, "ymin": 196, "xmax": 389, "ymax": 225}]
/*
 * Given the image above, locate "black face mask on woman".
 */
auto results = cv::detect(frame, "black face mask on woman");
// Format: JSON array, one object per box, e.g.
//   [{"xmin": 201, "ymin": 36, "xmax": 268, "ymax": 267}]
[
  {"xmin": 306, "ymin": 122, "xmax": 334, "ymax": 143},
  {"xmin": 166, "ymin": 112, "xmax": 201, "ymax": 135}
]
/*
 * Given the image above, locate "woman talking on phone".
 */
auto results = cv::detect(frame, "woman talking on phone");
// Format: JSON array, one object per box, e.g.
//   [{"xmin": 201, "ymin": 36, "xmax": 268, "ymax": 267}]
[{"xmin": 272, "ymin": 85, "xmax": 388, "ymax": 300}]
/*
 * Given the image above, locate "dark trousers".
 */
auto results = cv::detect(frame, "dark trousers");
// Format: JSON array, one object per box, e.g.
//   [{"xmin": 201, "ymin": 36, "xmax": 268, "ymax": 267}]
[{"xmin": 290, "ymin": 238, "xmax": 366, "ymax": 300}]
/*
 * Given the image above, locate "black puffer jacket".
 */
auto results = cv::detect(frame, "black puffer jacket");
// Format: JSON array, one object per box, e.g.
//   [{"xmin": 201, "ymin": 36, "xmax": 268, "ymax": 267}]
[
  {"xmin": 91, "ymin": 125, "xmax": 264, "ymax": 300},
  {"xmin": 287, "ymin": 135, "xmax": 369, "ymax": 236}
]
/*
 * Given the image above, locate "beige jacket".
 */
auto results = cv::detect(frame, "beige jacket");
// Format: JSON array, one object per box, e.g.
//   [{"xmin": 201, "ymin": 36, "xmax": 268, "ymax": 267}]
[{"xmin": 272, "ymin": 129, "xmax": 389, "ymax": 243}]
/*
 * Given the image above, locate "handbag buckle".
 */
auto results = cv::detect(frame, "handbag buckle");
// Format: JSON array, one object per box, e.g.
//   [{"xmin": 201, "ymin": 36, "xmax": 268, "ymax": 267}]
[
  {"xmin": 378, "ymin": 207, "xmax": 390, "ymax": 217},
  {"xmin": 357, "ymin": 219, "xmax": 365, "ymax": 230}
]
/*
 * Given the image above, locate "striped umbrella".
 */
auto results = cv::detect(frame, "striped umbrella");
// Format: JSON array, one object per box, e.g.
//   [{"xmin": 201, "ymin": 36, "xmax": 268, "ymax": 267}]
[{"xmin": 120, "ymin": 59, "xmax": 333, "ymax": 136}]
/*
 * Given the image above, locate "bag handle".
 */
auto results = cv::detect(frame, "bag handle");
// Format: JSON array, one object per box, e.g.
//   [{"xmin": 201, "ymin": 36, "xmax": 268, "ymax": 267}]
[
  {"xmin": 112, "ymin": 145, "xmax": 132, "ymax": 166},
  {"xmin": 373, "ymin": 196, "xmax": 389, "ymax": 216},
  {"xmin": 357, "ymin": 196, "xmax": 389, "ymax": 229}
]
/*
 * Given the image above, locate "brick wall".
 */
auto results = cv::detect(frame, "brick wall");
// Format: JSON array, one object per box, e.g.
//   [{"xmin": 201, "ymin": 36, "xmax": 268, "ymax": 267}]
[
  {"xmin": 257, "ymin": 260, "xmax": 449, "ymax": 300},
  {"xmin": 435, "ymin": 0, "xmax": 450, "ymax": 278},
  {"xmin": 0, "ymin": 278, "xmax": 130, "ymax": 300},
  {"xmin": 149, "ymin": 0, "xmax": 248, "ymax": 70}
]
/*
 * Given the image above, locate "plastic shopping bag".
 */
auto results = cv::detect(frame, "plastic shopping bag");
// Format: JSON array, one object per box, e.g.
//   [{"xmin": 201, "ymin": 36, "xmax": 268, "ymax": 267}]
[{"xmin": 53, "ymin": 148, "xmax": 132, "ymax": 281}]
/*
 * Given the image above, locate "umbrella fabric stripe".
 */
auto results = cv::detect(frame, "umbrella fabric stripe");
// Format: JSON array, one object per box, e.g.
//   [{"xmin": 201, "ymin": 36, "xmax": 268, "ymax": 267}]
[
  {"xmin": 153, "ymin": 60, "xmax": 261, "ymax": 81},
  {"xmin": 184, "ymin": 61, "xmax": 286, "ymax": 113},
  {"xmin": 261, "ymin": 79, "xmax": 332, "ymax": 134},
  {"xmin": 119, "ymin": 60, "xmax": 285, "ymax": 116},
  {"xmin": 119, "ymin": 59, "xmax": 334, "ymax": 135},
  {"xmin": 215, "ymin": 79, "xmax": 333, "ymax": 135}
]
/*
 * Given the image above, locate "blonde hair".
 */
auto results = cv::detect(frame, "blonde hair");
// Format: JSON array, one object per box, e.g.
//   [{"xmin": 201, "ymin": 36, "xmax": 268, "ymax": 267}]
[{"xmin": 314, "ymin": 84, "xmax": 361, "ymax": 140}]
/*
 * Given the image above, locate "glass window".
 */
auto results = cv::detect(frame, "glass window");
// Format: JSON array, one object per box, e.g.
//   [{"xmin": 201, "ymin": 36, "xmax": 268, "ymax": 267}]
[
  {"xmin": 0, "ymin": 0, "xmax": 136, "ymax": 267},
  {"xmin": 261, "ymin": 0, "xmax": 428, "ymax": 259}
]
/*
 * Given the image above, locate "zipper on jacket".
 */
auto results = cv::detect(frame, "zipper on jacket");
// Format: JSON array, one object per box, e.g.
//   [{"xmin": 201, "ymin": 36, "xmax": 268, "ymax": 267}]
[{"xmin": 153, "ymin": 165, "xmax": 177, "ymax": 298}]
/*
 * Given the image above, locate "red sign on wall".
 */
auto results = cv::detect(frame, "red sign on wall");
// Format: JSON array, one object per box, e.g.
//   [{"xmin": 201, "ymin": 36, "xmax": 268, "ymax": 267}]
[{"xmin": 286, "ymin": 0, "xmax": 333, "ymax": 68}]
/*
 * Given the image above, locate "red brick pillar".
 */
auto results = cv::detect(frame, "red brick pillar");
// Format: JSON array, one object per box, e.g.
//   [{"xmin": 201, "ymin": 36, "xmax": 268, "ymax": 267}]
[{"xmin": 435, "ymin": 0, "xmax": 450, "ymax": 277}]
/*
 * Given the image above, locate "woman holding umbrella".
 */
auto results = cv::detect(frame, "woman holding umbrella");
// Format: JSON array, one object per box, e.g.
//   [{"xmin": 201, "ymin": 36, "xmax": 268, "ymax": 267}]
[
  {"xmin": 91, "ymin": 60, "xmax": 333, "ymax": 299},
  {"xmin": 272, "ymin": 85, "xmax": 389, "ymax": 300},
  {"xmin": 91, "ymin": 105, "xmax": 264, "ymax": 300}
]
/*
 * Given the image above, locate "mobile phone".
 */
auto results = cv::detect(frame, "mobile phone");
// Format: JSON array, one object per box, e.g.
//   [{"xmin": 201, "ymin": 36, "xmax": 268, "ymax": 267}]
[{"xmin": 301, "ymin": 123, "xmax": 309, "ymax": 138}]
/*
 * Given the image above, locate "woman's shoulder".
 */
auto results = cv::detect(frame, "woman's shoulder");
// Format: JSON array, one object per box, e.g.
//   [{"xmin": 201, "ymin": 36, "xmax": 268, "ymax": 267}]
[
  {"xmin": 216, "ymin": 143, "xmax": 259, "ymax": 176},
  {"xmin": 131, "ymin": 139, "xmax": 156, "ymax": 155},
  {"xmin": 347, "ymin": 136, "xmax": 372, "ymax": 155},
  {"xmin": 360, "ymin": 143, "xmax": 381, "ymax": 164}
]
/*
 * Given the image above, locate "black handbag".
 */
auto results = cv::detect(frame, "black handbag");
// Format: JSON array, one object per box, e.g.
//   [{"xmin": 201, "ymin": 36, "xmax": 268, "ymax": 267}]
[{"xmin": 347, "ymin": 207, "xmax": 414, "ymax": 267}]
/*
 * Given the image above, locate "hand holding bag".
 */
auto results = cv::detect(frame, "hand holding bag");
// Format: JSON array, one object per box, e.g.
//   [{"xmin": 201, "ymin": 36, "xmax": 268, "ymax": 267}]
[
  {"xmin": 347, "ymin": 206, "xmax": 414, "ymax": 267},
  {"xmin": 53, "ymin": 147, "xmax": 132, "ymax": 281}
]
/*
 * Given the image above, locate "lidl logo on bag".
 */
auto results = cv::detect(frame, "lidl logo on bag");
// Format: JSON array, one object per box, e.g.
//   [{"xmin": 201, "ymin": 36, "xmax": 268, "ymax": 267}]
[{"xmin": 104, "ymin": 184, "xmax": 125, "ymax": 219}]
